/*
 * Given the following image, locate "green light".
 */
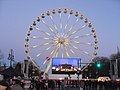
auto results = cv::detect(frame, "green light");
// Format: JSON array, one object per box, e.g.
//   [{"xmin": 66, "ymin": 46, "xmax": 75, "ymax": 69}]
[{"xmin": 96, "ymin": 63, "xmax": 101, "ymax": 68}]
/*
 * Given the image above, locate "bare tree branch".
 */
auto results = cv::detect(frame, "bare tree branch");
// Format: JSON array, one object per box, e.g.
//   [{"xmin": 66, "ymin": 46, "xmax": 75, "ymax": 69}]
[{"xmin": 0, "ymin": 50, "xmax": 4, "ymax": 60}]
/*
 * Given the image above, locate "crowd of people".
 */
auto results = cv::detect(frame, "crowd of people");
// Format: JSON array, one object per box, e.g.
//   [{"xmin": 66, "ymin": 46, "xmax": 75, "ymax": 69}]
[
  {"xmin": 0, "ymin": 78, "xmax": 24, "ymax": 90},
  {"xmin": 0, "ymin": 75, "xmax": 83, "ymax": 90},
  {"xmin": 1, "ymin": 76, "xmax": 120, "ymax": 90},
  {"xmin": 0, "ymin": 76, "xmax": 66, "ymax": 90}
]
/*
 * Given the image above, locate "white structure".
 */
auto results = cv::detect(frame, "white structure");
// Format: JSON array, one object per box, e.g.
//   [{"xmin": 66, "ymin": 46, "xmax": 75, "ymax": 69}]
[
  {"xmin": 21, "ymin": 60, "xmax": 29, "ymax": 77},
  {"xmin": 43, "ymin": 74, "xmax": 82, "ymax": 80},
  {"xmin": 110, "ymin": 47, "xmax": 120, "ymax": 80},
  {"xmin": 110, "ymin": 59, "xmax": 118, "ymax": 80}
]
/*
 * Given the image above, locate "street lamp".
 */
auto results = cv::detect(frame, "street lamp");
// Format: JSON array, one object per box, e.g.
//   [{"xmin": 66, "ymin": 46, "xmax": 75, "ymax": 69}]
[{"xmin": 8, "ymin": 49, "xmax": 14, "ymax": 67}]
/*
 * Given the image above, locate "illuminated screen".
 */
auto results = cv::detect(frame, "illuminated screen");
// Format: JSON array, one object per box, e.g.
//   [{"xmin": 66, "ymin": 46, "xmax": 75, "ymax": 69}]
[{"xmin": 52, "ymin": 58, "xmax": 81, "ymax": 74}]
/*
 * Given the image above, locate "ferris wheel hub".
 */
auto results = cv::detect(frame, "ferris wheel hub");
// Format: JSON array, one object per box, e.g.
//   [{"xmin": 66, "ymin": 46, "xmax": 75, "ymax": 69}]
[{"xmin": 54, "ymin": 33, "xmax": 69, "ymax": 45}]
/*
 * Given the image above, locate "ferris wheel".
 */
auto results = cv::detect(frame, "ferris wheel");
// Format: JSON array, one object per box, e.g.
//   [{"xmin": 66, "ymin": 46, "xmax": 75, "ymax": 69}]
[{"xmin": 25, "ymin": 8, "xmax": 98, "ymax": 73}]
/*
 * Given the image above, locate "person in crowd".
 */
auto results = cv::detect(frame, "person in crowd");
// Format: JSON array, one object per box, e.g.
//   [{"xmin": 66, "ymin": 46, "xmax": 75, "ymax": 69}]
[
  {"xmin": 48, "ymin": 80, "xmax": 55, "ymax": 90},
  {"xmin": 45, "ymin": 80, "xmax": 48, "ymax": 90},
  {"xmin": 10, "ymin": 79, "xmax": 24, "ymax": 90},
  {"xmin": 0, "ymin": 80, "xmax": 9, "ymax": 90},
  {"xmin": 58, "ymin": 80, "xmax": 61, "ymax": 90},
  {"xmin": 29, "ymin": 83, "xmax": 34, "ymax": 90},
  {"xmin": 61, "ymin": 80, "xmax": 65, "ymax": 90},
  {"xmin": 35, "ymin": 80, "xmax": 40, "ymax": 90},
  {"xmin": 51, "ymin": 80, "xmax": 55, "ymax": 90},
  {"xmin": 41, "ymin": 80, "xmax": 45, "ymax": 90}
]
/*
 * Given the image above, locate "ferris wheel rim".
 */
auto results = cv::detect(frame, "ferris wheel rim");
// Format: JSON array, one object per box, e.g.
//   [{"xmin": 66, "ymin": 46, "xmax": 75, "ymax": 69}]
[{"xmin": 25, "ymin": 8, "xmax": 98, "ymax": 72}]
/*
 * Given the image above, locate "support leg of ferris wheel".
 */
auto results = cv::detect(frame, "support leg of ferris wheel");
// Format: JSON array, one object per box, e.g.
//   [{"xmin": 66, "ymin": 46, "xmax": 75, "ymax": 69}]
[
  {"xmin": 43, "ymin": 60, "xmax": 52, "ymax": 76},
  {"xmin": 43, "ymin": 46, "xmax": 60, "ymax": 75}
]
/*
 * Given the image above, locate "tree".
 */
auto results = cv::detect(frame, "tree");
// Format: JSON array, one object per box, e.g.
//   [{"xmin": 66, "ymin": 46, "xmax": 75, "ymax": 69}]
[
  {"xmin": 0, "ymin": 50, "xmax": 4, "ymax": 60},
  {"xmin": 28, "ymin": 62, "xmax": 41, "ymax": 77},
  {"xmin": 96, "ymin": 63, "xmax": 102, "ymax": 68},
  {"xmin": 110, "ymin": 54, "xmax": 118, "ymax": 60},
  {"xmin": 0, "ymin": 50, "xmax": 4, "ymax": 66},
  {"xmin": 15, "ymin": 62, "xmax": 22, "ymax": 72},
  {"xmin": 110, "ymin": 52, "xmax": 120, "ymax": 78},
  {"xmin": 82, "ymin": 56, "xmax": 110, "ymax": 78},
  {"xmin": 93, "ymin": 56, "xmax": 110, "ymax": 77}
]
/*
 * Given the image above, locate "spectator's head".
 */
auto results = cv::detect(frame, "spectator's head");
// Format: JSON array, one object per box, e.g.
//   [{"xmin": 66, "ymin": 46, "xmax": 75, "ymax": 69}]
[{"xmin": 0, "ymin": 80, "xmax": 8, "ymax": 87}]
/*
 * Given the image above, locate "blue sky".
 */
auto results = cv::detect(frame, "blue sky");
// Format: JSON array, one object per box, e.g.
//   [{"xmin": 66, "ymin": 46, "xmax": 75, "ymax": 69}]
[{"xmin": 0, "ymin": 0, "xmax": 120, "ymax": 66}]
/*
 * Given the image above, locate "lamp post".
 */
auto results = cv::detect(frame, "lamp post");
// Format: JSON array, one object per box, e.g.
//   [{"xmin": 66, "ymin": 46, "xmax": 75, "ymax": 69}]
[
  {"xmin": 8, "ymin": 49, "xmax": 14, "ymax": 67},
  {"xmin": 115, "ymin": 58, "xmax": 118, "ymax": 79}
]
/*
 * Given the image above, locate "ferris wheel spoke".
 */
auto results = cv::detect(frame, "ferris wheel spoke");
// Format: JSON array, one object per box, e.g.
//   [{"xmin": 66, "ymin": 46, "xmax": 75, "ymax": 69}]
[
  {"xmin": 67, "ymin": 45, "xmax": 80, "ymax": 58},
  {"xmin": 43, "ymin": 44, "xmax": 60, "ymax": 65},
  {"xmin": 44, "ymin": 60, "xmax": 52, "ymax": 74},
  {"xmin": 78, "ymin": 48, "xmax": 91, "ymax": 56},
  {"xmin": 66, "ymin": 18, "xmax": 80, "ymax": 35},
  {"xmin": 64, "ymin": 43, "xmax": 75, "ymax": 54},
  {"xmin": 35, "ymin": 44, "xmax": 57, "ymax": 59},
  {"xmin": 68, "ymin": 24, "xmax": 87, "ymax": 37},
  {"xmin": 31, "ymin": 42, "xmax": 53, "ymax": 49},
  {"xmin": 64, "ymin": 14, "xmax": 71, "ymax": 30},
  {"xmin": 49, "ymin": 49, "xmax": 54, "ymax": 57},
  {"xmin": 62, "ymin": 51, "xmax": 64, "ymax": 58},
  {"xmin": 33, "ymin": 26, "xmax": 53, "ymax": 37},
  {"xmin": 42, "ymin": 49, "xmax": 55, "ymax": 65},
  {"xmin": 43, "ymin": 60, "xmax": 47, "ymax": 65},
  {"xmin": 69, "ymin": 43, "xmax": 91, "ymax": 56},
  {"xmin": 65, "ymin": 44, "xmax": 76, "ymax": 56},
  {"xmin": 53, "ymin": 45, "xmax": 61, "ymax": 57},
  {"xmin": 63, "ymin": 44, "xmax": 70, "ymax": 58},
  {"xmin": 70, "ymin": 33, "xmax": 93, "ymax": 40},
  {"xmin": 65, "ymin": 45, "xmax": 75, "ymax": 54},
  {"xmin": 41, "ymin": 19, "xmax": 57, "ymax": 35},
  {"xmin": 61, "ymin": 45, "xmax": 64, "ymax": 58},
  {"xmin": 49, "ymin": 15, "xmax": 59, "ymax": 32},
  {"xmin": 59, "ymin": 13, "xmax": 62, "ymax": 29},
  {"xmin": 41, "ymin": 60, "xmax": 51, "ymax": 74},
  {"xmin": 70, "ymin": 40, "xmax": 95, "ymax": 46},
  {"xmin": 31, "ymin": 36, "xmax": 51, "ymax": 40}
]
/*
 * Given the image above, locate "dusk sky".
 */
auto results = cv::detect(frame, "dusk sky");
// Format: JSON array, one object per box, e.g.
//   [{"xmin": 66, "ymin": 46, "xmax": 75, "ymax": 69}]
[{"xmin": 0, "ymin": 0, "xmax": 120, "ymax": 66}]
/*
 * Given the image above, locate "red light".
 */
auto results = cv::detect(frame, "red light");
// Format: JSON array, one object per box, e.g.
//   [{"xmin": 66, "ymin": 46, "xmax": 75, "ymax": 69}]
[{"xmin": 46, "ymin": 57, "xmax": 50, "ymax": 61}]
